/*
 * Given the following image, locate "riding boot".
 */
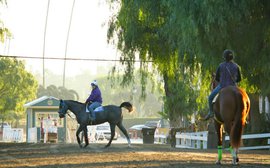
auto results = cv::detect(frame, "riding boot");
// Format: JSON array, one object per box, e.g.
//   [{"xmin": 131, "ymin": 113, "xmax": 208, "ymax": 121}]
[
  {"xmin": 89, "ymin": 113, "xmax": 94, "ymax": 123},
  {"xmin": 204, "ymin": 111, "xmax": 214, "ymax": 121}
]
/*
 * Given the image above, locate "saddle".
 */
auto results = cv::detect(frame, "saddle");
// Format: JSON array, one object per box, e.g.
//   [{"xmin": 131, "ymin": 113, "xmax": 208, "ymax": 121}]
[
  {"xmin": 211, "ymin": 93, "xmax": 224, "ymax": 124},
  {"xmin": 86, "ymin": 105, "xmax": 104, "ymax": 113},
  {"xmin": 86, "ymin": 105, "xmax": 104, "ymax": 122},
  {"xmin": 93, "ymin": 106, "xmax": 104, "ymax": 112},
  {"xmin": 212, "ymin": 93, "xmax": 219, "ymax": 104}
]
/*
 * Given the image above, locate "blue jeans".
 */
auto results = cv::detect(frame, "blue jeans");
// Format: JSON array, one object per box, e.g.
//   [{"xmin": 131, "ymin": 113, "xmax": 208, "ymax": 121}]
[
  {"xmin": 89, "ymin": 102, "xmax": 101, "ymax": 119},
  {"xmin": 208, "ymin": 84, "xmax": 222, "ymax": 114}
]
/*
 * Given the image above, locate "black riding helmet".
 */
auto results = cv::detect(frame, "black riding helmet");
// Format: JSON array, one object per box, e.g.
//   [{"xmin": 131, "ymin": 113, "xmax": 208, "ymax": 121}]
[{"xmin": 223, "ymin": 49, "xmax": 234, "ymax": 61}]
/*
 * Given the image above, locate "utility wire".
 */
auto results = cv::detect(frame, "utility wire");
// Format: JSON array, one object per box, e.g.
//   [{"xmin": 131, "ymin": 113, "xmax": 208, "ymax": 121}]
[
  {"xmin": 63, "ymin": 0, "xmax": 76, "ymax": 87},
  {"xmin": 42, "ymin": 0, "xmax": 51, "ymax": 87},
  {"xmin": 0, "ymin": 55, "xmax": 153, "ymax": 62}
]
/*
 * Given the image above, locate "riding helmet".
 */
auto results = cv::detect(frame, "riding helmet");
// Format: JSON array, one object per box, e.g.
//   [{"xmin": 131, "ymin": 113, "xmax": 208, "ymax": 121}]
[
  {"xmin": 223, "ymin": 49, "xmax": 234, "ymax": 61},
  {"xmin": 91, "ymin": 80, "xmax": 98, "ymax": 86}
]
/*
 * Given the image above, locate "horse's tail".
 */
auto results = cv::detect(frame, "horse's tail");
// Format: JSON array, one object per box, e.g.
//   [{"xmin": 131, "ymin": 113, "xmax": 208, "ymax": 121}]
[
  {"xmin": 120, "ymin": 102, "xmax": 133, "ymax": 113},
  {"xmin": 230, "ymin": 88, "xmax": 250, "ymax": 148}
]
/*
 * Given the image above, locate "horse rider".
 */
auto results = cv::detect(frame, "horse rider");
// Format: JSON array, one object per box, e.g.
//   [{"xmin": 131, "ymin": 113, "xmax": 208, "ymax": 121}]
[
  {"xmin": 85, "ymin": 80, "xmax": 103, "ymax": 122},
  {"xmin": 204, "ymin": 49, "xmax": 242, "ymax": 120}
]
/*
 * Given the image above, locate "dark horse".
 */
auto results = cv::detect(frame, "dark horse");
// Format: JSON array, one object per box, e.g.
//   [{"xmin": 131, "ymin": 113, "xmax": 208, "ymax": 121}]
[
  {"xmin": 58, "ymin": 100, "xmax": 133, "ymax": 148},
  {"xmin": 213, "ymin": 86, "xmax": 250, "ymax": 165}
]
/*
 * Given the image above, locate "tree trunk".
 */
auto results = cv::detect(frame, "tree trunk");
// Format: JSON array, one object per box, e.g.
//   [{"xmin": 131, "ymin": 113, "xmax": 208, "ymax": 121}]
[{"xmin": 163, "ymin": 73, "xmax": 186, "ymax": 128}]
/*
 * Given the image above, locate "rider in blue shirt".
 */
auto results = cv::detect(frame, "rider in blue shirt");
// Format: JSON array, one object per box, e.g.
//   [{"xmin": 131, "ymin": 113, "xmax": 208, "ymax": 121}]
[
  {"xmin": 204, "ymin": 49, "xmax": 242, "ymax": 120},
  {"xmin": 85, "ymin": 80, "xmax": 103, "ymax": 121}
]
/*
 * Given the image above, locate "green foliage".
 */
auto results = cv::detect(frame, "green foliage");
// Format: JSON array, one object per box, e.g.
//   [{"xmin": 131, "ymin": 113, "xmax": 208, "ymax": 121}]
[
  {"xmin": 107, "ymin": 0, "xmax": 270, "ymax": 127},
  {"xmin": 108, "ymin": 0, "xmax": 270, "ymax": 127},
  {"xmin": 0, "ymin": 57, "xmax": 38, "ymax": 122},
  {"xmin": 107, "ymin": 0, "xmax": 204, "ymax": 124}
]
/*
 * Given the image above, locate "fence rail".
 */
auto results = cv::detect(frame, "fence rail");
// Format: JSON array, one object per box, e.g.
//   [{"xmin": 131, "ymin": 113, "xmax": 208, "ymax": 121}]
[
  {"xmin": 175, "ymin": 131, "xmax": 270, "ymax": 150},
  {"xmin": 225, "ymin": 133, "xmax": 270, "ymax": 150},
  {"xmin": 175, "ymin": 131, "xmax": 208, "ymax": 149}
]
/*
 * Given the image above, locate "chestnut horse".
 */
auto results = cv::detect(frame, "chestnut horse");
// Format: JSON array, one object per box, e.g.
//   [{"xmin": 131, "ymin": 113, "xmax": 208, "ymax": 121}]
[{"xmin": 213, "ymin": 86, "xmax": 250, "ymax": 165}]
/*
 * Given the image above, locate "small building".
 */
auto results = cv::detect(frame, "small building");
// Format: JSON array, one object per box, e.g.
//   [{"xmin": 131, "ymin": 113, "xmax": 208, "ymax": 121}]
[{"xmin": 24, "ymin": 96, "xmax": 66, "ymax": 143}]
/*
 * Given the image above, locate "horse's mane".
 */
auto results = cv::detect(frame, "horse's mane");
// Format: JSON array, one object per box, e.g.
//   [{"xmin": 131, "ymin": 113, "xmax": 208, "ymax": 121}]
[{"xmin": 67, "ymin": 100, "xmax": 85, "ymax": 105}]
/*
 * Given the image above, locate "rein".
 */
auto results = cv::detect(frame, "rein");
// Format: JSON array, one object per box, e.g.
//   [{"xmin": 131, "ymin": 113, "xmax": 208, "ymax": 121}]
[{"xmin": 67, "ymin": 113, "xmax": 73, "ymax": 118}]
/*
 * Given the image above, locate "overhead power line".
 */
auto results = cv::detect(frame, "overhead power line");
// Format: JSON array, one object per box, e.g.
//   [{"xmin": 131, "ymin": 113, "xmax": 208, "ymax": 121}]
[
  {"xmin": 43, "ymin": 0, "xmax": 51, "ymax": 87},
  {"xmin": 0, "ymin": 55, "xmax": 153, "ymax": 62},
  {"xmin": 63, "ymin": 0, "xmax": 76, "ymax": 87}
]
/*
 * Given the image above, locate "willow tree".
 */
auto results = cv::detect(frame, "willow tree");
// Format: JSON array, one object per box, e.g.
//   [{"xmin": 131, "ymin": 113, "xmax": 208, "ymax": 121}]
[
  {"xmin": 107, "ymin": 0, "xmax": 270, "ymax": 128},
  {"xmin": 173, "ymin": 0, "xmax": 270, "ymax": 92},
  {"xmin": 173, "ymin": 0, "xmax": 270, "ymax": 132},
  {"xmin": 107, "ymin": 0, "xmax": 200, "ymax": 126},
  {"xmin": 0, "ymin": 0, "xmax": 11, "ymax": 43}
]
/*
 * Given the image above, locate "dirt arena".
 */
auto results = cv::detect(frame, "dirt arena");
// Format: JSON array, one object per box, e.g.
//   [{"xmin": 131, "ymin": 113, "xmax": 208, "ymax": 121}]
[{"xmin": 0, "ymin": 142, "xmax": 269, "ymax": 168}]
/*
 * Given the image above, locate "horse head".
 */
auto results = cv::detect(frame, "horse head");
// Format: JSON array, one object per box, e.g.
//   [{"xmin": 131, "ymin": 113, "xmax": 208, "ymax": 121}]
[{"xmin": 58, "ymin": 99, "xmax": 68, "ymax": 118}]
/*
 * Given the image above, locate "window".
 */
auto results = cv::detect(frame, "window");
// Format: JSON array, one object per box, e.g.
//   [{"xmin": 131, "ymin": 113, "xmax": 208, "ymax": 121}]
[{"xmin": 35, "ymin": 112, "xmax": 64, "ymax": 127}]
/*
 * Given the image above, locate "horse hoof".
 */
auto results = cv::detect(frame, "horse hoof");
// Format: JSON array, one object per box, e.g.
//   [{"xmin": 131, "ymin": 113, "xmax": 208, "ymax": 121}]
[
  {"xmin": 232, "ymin": 161, "xmax": 239, "ymax": 165},
  {"xmin": 215, "ymin": 160, "xmax": 221, "ymax": 165},
  {"xmin": 232, "ymin": 160, "xmax": 239, "ymax": 165},
  {"xmin": 232, "ymin": 157, "xmax": 239, "ymax": 165}
]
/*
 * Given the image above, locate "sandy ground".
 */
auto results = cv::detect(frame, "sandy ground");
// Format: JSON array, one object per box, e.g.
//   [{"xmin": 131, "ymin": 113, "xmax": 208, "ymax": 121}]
[{"xmin": 0, "ymin": 142, "xmax": 269, "ymax": 168}]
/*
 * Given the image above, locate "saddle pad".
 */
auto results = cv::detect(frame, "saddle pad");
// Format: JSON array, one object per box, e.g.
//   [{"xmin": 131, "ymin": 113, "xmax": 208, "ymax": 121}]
[
  {"xmin": 94, "ymin": 106, "xmax": 104, "ymax": 112},
  {"xmin": 212, "ymin": 93, "xmax": 219, "ymax": 103}
]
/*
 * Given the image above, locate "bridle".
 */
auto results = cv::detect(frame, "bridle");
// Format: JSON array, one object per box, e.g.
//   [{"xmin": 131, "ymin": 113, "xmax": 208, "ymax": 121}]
[
  {"xmin": 58, "ymin": 100, "xmax": 76, "ymax": 120},
  {"xmin": 58, "ymin": 100, "xmax": 68, "ymax": 118}
]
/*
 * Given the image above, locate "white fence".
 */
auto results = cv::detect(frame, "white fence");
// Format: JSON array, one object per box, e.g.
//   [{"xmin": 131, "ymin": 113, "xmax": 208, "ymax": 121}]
[
  {"xmin": 154, "ymin": 134, "xmax": 168, "ymax": 144},
  {"xmin": 27, "ymin": 127, "xmax": 37, "ymax": 143},
  {"xmin": 175, "ymin": 131, "xmax": 270, "ymax": 150},
  {"xmin": 175, "ymin": 131, "xmax": 208, "ymax": 149},
  {"xmin": 154, "ymin": 128, "xmax": 170, "ymax": 144},
  {"xmin": 225, "ymin": 133, "xmax": 270, "ymax": 150},
  {"xmin": 2, "ymin": 128, "xmax": 24, "ymax": 142}
]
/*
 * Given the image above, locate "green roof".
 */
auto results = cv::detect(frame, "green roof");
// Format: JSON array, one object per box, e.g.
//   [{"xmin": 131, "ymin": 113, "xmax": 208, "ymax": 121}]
[{"xmin": 24, "ymin": 96, "xmax": 59, "ymax": 108}]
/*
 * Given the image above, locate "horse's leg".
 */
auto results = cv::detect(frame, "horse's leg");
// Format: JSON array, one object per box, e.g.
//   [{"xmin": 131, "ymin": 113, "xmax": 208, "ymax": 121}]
[
  {"xmin": 83, "ymin": 126, "xmax": 89, "ymax": 148},
  {"xmin": 224, "ymin": 122, "xmax": 239, "ymax": 165},
  {"xmin": 80, "ymin": 131, "xmax": 84, "ymax": 143},
  {"xmin": 229, "ymin": 146, "xmax": 239, "ymax": 165},
  {"xmin": 105, "ymin": 124, "xmax": 116, "ymax": 148},
  {"xmin": 76, "ymin": 125, "xmax": 84, "ymax": 148},
  {"xmin": 214, "ymin": 122, "xmax": 223, "ymax": 165},
  {"xmin": 117, "ymin": 122, "xmax": 131, "ymax": 147}
]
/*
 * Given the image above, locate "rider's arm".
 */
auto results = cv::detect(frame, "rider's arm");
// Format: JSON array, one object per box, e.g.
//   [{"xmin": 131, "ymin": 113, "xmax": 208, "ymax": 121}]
[
  {"xmin": 236, "ymin": 66, "xmax": 241, "ymax": 83},
  {"xmin": 215, "ymin": 66, "xmax": 221, "ymax": 82}
]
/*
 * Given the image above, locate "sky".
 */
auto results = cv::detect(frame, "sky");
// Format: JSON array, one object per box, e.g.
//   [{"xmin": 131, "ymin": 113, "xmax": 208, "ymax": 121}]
[{"xmin": 0, "ymin": 0, "xmax": 119, "ymax": 77}]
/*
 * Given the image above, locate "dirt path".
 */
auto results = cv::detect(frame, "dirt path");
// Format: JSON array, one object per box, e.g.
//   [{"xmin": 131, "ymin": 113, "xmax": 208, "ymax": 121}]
[{"xmin": 0, "ymin": 143, "xmax": 269, "ymax": 168}]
